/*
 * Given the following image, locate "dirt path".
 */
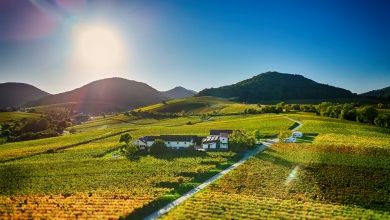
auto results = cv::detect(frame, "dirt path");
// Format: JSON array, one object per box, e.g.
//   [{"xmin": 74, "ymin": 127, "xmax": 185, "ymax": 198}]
[{"xmin": 285, "ymin": 116, "xmax": 303, "ymax": 131}]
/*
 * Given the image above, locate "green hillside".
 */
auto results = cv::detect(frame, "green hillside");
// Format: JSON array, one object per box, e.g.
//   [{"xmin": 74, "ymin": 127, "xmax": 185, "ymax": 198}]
[
  {"xmin": 0, "ymin": 112, "xmax": 41, "ymax": 123},
  {"xmin": 198, "ymin": 71, "xmax": 357, "ymax": 103},
  {"xmin": 136, "ymin": 96, "xmax": 259, "ymax": 115}
]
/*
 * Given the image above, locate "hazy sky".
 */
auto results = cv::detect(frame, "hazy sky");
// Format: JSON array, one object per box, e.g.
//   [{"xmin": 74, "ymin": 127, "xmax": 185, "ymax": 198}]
[{"xmin": 0, "ymin": 0, "xmax": 389, "ymax": 94}]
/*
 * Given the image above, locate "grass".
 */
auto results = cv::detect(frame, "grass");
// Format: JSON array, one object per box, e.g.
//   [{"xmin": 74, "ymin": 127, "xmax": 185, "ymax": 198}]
[
  {"xmin": 136, "ymin": 96, "xmax": 247, "ymax": 114},
  {"xmin": 0, "ymin": 113, "xmax": 293, "ymax": 219},
  {"xmin": 162, "ymin": 113, "xmax": 390, "ymax": 219},
  {"xmin": 0, "ymin": 112, "xmax": 40, "ymax": 123}
]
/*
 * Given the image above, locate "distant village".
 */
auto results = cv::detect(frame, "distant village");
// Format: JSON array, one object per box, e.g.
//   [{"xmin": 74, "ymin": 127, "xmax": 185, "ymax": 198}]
[{"xmin": 133, "ymin": 130, "xmax": 233, "ymax": 150}]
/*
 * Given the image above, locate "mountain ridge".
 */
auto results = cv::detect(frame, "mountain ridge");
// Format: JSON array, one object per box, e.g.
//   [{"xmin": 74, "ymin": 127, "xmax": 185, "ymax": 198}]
[
  {"xmin": 198, "ymin": 71, "xmax": 357, "ymax": 103},
  {"xmin": 0, "ymin": 82, "xmax": 50, "ymax": 108},
  {"xmin": 161, "ymin": 86, "xmax": 197, "ymax": 99},
  {"xmin": 360, "ymin": 86, "xmax": 390, "ymax": 100},
  {"xmin": 26, "ymin": 77, "xmax": 167, "ymax": 113}
]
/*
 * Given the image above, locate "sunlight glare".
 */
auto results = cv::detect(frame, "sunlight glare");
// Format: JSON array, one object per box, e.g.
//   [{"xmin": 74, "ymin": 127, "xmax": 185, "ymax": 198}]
[{"xmin": 71, "ymin": 23, "xmax": 127, "ymax": 76}]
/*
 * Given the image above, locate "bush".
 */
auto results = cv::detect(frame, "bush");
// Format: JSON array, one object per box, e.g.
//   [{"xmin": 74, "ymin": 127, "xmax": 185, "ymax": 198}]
[
  {"xmin": 119, "ymin": 133, "xmax": 132, "ymax": 145},
  {"xmin": 374, "ymin": 114, "xmax": 390, "ymax": 128},
  {"xmin": 120, "ymin": 143, "xmax": 138, "ymax": 157},
  {"xmin": 150, "ymin": 139, "xmax": 168, "ymax": 154},
  {"xmin": 69, "ymin": 128, "xmax": 77, "ymax": 134},
  {"xmin": 357, "ymin": 106, "xmax": 378, "ymax": 124},
  {"xmin": 278, "ymin": 131, "xmax": 291, "ymax": 140},
  {"xmin": 229, "ymin": 130, "xmax": 256, "ymax": 152}
]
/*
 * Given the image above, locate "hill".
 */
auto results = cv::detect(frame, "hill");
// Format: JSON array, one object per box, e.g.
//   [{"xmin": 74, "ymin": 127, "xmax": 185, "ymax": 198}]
[
  {"xmin": 27, "ymin": 77, "xmax": 167, "ymax": 114},
  {"xmin": 136, "ymin": 96, "xmax": 235, "ymax": 114},
  {"xmin": 360, "ymin": 86, "xmax": 390, "ymax": 100},
  {"xmin": 198, "ymin": 71, "xmax": 357, "ymax": 103},
  {"xmin": 161, "ymin": 86, "xmax": 197, "ymax": 99},
  {"xmin": 0, "ymin": 83, "xmax": 50, "ymax": 108}
]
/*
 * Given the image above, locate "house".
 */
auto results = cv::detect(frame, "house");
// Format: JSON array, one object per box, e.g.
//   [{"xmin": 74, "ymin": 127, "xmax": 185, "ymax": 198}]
[
  {"xmin": 134, "ymin": 135, "xmax": 198, "ymax": 149},
  {"xmin": 202, "ymin": 133, "xmax": 229, "ymax": 150},
  {"xmin": 292, "ymin": 131, "xmax": 303, "ymax": 138},
  {"xmin": 284, "ymin": 137, "xmax": 296, "ymax": 143}
]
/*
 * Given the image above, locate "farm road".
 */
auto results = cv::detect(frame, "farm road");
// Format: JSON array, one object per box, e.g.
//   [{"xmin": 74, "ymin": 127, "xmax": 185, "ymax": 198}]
[
  {"xmin": 285, "ymin": 116, "xmax": 303, "ymax": 131},
  {"xmin": 144, "ymin": 116, "xmax": 301, "ymax": 220},
  {"xmin": 144, "ymin": 139, "xmax": 277, "ymax": 220}
]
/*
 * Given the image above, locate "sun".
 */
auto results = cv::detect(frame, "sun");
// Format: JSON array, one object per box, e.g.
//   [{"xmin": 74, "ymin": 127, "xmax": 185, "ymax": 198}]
[{"xmin": 71, "ymin": 23, "xmax": 126, "ymax": 73}]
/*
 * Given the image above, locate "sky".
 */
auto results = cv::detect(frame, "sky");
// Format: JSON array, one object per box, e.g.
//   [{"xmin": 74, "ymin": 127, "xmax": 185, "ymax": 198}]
[{"xmin": 0, "ymin": 0, "xmax": 389, "ymax": 94}]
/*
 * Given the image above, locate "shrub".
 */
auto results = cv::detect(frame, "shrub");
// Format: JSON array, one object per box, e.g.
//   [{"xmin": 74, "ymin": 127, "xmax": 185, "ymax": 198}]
[
  {"xmin": 374, "ymin": 114, "xmax": 390, "ymax": 128},
  {"xmin": 120, "ymin": 143, "xmax": 138, "ymax": 157},
  {"xmin": 69, "ymin": 128, "xmax": 77, "ymax": 134},
  {"xmin": 150, "ymin": 139, "xmax": 168, "ymax": 154},
  {"xmin": 229, "ymin": 130, "xmax": 256, "ymax": 152},
  {"xmin": 357, "ymin": 106, "xmax": 378, "ymax": 124},
  {"xmin": 119, "ymin": 133, "xmax": 132, "ymax": 145},
  {"xmin": 278, "ymin": 131, "xmax": 291, "ymax": 140}
]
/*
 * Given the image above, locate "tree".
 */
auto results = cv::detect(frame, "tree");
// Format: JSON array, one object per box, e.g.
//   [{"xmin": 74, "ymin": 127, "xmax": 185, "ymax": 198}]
[
  {"xmin": 278, "ymin": 131, "xmax": 291, "ymax": 140},
  {"xmin": 119, "ymin": 133, "xmax": 132, "ymax": 146},
  {"xmin": 150, "ymin": 139, "xmax": 168, "ymax": 154},
  {"xmin": 229, "ymin": 130, "xmax": 256, "ymax": 152},
  {"xmin": 374, "ymin": 114, "xmax": 390, "ymax": 128},
  {"xmin": 119, "ymin": 133, "xmax": 137, "ymax": 156},
  {"xmin": 357, "ymin": 106, "xmax": 378, "ymax": 124},
  {"xmin": 340, "ymin": 103, "xmax": 356, "ymax": 121},
  {"xmin": 292, "ymin": 104, "xmax": 301, "ymax": 111},
  {"xmin": 121, "ymin": 143, "xmax": 138, "ymax": 156}
]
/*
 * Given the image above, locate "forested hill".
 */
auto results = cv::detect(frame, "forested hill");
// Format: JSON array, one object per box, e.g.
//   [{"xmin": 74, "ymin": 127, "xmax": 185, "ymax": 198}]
[
  {"xmin": 0, "ymin": 83, "xmax": 50, "ymax": 108},
  {"xmin": 360, "ymin": 86, "xmax": 390, "ymax": 100},
  {"xmin": 27, "ymin": 77, "xmax": 167, "ymax": 113},
  {"xmin": 198, "ymin": 71, "xmax": 356, "ymax": 103},
  {"xmin": 161, "ymin": 86, "xmax": 197, "ymax": 99}
]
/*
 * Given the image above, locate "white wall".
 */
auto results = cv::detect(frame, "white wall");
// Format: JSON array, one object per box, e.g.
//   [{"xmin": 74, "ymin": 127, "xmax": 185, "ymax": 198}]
[
  {"xmin": 146, "ymin": 140, "xmax": 193, "ymax": 148},
  {"xmin": 220, "ymin": 137, "xmax": 228, "ymax": 144},
  {"xmin": 165, "ymin": 141, "xmax": 193, "ymax": 148},
  {"xmin": 202, "ymin": 143, "xmax": 217, "ymax": 149}
]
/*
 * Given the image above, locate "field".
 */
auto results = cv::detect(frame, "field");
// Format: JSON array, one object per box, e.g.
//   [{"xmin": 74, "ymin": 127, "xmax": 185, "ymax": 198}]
[
  {"xmin": 136, "ymin": 96, "xmax": 254, "ymax": 115},
  {"xmin": 0, "ymin": 112, "xmax": 40, "ymax": 123},
  {"xmin": 0, "ymin": 112, "xmax": 293, "ymax": 219},
  {"xmin": 162, "ymin": 113, "xmax": 390, "ymax": 219}
]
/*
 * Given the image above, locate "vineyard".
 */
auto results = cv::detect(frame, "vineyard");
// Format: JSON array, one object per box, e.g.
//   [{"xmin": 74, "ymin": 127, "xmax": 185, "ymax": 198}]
[
  {"xmin": 0, "ymin": 112, "xmax": 40, "ymax": 123},
  {"xmin": 0, "ymin": 113, "xmax": 293, "ymax": 218},
  {"xmin": 162, "ymin": 114, "xmax": 390, "ymax": 219}
]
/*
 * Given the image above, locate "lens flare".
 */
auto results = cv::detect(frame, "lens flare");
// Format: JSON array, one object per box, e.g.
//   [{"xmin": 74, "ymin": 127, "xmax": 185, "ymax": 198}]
[{"xmin": 284, "ymin": 165, "xmax": 299, "ymax": 186}]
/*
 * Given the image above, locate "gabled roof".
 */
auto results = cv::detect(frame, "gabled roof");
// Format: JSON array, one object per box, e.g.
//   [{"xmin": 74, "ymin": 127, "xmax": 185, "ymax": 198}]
[
  {"xmin": 202, "ymin": 135, "xmax": 221, "ymax": 143},
  {"xmin": 210, "ymin": 129, "xmax": 233, "ymax": 135},
  {"xmin": 140, "ymin": 135, "xmax": 197, "ymax": 142}
]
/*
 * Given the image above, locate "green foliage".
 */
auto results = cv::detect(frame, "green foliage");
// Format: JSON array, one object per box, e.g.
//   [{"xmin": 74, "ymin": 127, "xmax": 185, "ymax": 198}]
[
  {"xmin": 198, "ymin": 71, "xmax": 355, "ymax": 102},
  {"xmin": 119, "ymin": 133, "xmax": 132, "ymax": 145},
  {"xmin": 374, "ymin": 114, "xmax": 390, "ymax": 128},
  {"xmin": 120, "ymin": 142, "xmax": 138, "ymax": 157},
  {"xmin": 229, "ymin": 130, "xmax": 256, "ymax": 152},
  {"xmin": 69, "ymin": 128, "xmax": 77, "ymax": 134},
  {"xmin": 163, "ymin": 118, "xmax": 390, "ymax": 219},
  {"xmin": 150, "ymin": 139, "xmax": 168, "ymax": 154},
  {"xmin": 0, "ymin": 108, "xmax": 72, "ymax": 142},
  {"xmin": 357, "ymin": 106, "xmax": 378, "ymax": 124},
  {"xmin": 278, "ymin": 131, "xmax": 291, "ymax": 140},
  {"xmin": 119, "ymin": 133, "xmax": 137, "ymax": 156}
]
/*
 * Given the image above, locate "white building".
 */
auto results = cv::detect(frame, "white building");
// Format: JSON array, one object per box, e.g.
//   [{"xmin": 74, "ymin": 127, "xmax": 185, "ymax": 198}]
[
  {"xmin": 134, "ymin": 135, "xmax": 198, "ymax": 149},
  {"xmin": 202, "ymin": 134, "xmax": 229, "ymax": 150},
  {"xmin": 292, "ymin": 131, "xmax": 303, "ymax": 138},
  {"xmin": 284, "ymin": 137, "xmax": 297, "ymax": 143}
]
